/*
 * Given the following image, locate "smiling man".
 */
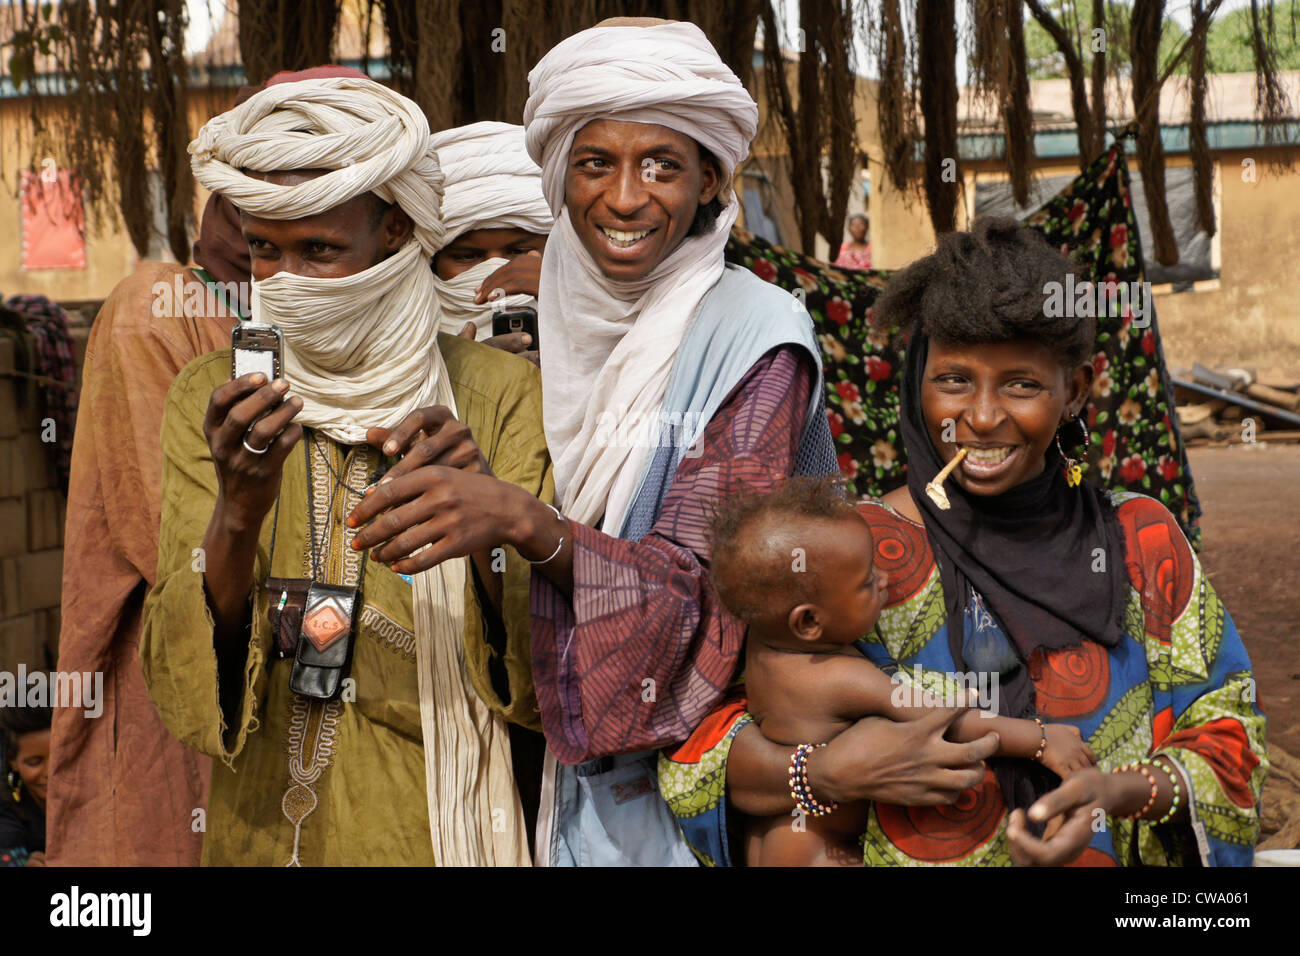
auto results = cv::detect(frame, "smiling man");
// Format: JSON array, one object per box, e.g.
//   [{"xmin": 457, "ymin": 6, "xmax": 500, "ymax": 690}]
[
  {"xmin": 345, "ymin": 19, "xmax": 840, "ymax": 866},
  {"xmin": 138, "ymin": 77, "xmax": 551, "ymax": 866}
]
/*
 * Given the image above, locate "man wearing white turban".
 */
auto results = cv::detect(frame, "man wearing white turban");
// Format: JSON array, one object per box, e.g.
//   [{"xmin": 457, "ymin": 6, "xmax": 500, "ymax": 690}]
[
  {"xmin": 348, "ymin": 20, "xmax": 840, "ymax": 866},
  {"xmin": 139, "ymin": 76, "xmax": 553, "ymax": 866},
  {"xmin": 428, "ymin": 121, "xmax": 552, "ymax": 358}
]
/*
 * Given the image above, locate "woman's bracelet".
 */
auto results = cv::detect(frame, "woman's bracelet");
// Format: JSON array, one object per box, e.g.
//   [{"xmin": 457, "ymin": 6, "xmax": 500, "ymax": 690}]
[
  {"xmin": 525, "ymin": 502, "xmax": 566, "ymax": 566},
  {"xmin": 1152, "ymin": 758, "xmax": 1183, "ymax": 825},
  {"xmin": 1032, "ymin": 717, "xmax": 1047, "ymax": 762},
  {"xmin": 788, "ymin": 743, "xmax": 838, "ymax": 817},
  {"xmin": 1113, "ymin": 760, "xmax": 1161, "ymax": 820}
]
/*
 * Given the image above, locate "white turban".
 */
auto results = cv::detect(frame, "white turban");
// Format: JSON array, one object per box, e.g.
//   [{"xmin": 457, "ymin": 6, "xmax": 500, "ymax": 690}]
[
  {"xmin": 523, "ymin": 21, "xmax": 758, "ymax": 215},
  {"xmin": 522, "ymin": 22, "xmax": 759, "ymax": 532},
  {"xmin": 427, "ymin": 122, "xmax": 551, "ymax": 339},
  {"xmin": 191, "ymin": 77, "xmax": 446, "ymax": 254},
  {"xmin": 430, "ymin": 121, "xmax": 552, "ymax": 247},
  {"xmin": 187, "ymin": 77, "xmax": 529, "ymax": 868}
]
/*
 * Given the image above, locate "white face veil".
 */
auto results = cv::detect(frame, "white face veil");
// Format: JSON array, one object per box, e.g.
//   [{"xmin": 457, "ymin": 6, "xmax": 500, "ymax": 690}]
[
  {"xmin": 522, "ymin": 21, "xmax": 759, "ymax": 533},
  {"xmin": 190, "ymin": 76, "xmax": 448, "ymax": 446},
  {"xmin": 427, "ymin": 121, "xmax": 552, "ymax": 340},
  {"xmin": 189, "ymin": 77, "xmax": 529, "ymax": 867}
]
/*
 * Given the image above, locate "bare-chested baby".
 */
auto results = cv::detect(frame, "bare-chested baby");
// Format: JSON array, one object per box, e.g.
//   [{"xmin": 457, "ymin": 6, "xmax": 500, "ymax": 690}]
[{"xmin": 709, "ymin": 477, "xmax": 1095, "ymax": 866}]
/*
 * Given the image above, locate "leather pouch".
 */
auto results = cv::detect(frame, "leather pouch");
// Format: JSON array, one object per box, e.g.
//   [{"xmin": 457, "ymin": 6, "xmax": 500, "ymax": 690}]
[
  {"xmin": 288, "ymin": 582, "xmax": 359, "ymax": 700},
  {"xmin": 266, "ymin": 577, "xmax": 311, "ymax": 660}
]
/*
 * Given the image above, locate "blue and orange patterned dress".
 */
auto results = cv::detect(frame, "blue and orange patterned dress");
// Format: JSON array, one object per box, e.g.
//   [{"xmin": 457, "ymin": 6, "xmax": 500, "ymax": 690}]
[{"xmin": 661, "ymin": 492, "xmax": 1267, "ymax": 866}]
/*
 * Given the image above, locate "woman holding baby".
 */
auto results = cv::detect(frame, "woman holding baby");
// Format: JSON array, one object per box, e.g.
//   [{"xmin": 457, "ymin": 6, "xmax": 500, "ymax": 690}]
[{"xmin": 664, "ymin": 218, "xmax": 1267, "ymax": 866}]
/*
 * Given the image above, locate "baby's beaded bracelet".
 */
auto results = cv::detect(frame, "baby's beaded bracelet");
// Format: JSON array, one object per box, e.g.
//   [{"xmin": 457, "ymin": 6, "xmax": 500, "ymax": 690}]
[{"xmin": 789, "ymin": 743, "xmax": 838, "ymax": 817}]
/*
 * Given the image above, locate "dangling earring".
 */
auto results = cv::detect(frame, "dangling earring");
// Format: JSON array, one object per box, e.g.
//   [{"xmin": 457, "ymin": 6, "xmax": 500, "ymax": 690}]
[
  {"xmin": 7, "ymin": 770, "xmax": 20, "ymax": 803},
  {"xmin": 1056, "ymin": 413, "xmax": 1089, "ymax": 487}
]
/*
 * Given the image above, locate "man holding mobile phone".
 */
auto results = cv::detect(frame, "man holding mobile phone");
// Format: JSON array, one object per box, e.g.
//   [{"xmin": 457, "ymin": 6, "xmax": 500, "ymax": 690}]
[
  {"xmin": 139, "ymin": 76, "xmax": 552, "ymax": 867},
  {"xmin": 48, "ymin": 66, "xmax": 370, "ymax": 869},
  {"xmin": 428, "ymin": 122, "xmax": 552, "ymax": 366}
]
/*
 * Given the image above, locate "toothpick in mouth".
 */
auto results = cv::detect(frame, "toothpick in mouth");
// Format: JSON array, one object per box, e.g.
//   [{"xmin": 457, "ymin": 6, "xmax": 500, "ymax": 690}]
[{"xmin": 924, "ymin": 447, "xmax": 968, "ymax": 510}]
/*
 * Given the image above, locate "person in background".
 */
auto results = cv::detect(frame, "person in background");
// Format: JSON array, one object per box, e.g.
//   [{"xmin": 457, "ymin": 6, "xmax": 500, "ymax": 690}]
[
  {"xmin": 1, "ymin": 706, "xmax": 52, "ymax": 867},
  {"xmin": 833, "ymin": 212, "xmax": 871, "ymax": 270},
  {"xmin": 428, "ymin": 122, "xmax": 553, "ymax": 365}
]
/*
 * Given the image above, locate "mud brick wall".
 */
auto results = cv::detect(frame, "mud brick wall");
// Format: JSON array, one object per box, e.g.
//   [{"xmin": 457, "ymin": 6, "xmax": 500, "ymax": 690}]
[{"xmin": 0, "ymin": 312, "xmax": 92, "ymax": 677}]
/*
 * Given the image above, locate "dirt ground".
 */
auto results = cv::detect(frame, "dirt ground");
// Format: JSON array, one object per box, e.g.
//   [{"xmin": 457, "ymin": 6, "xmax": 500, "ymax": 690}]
[{"xmin": 1187, "ymin": 443, "xmax": 1300, "ymax": 756}]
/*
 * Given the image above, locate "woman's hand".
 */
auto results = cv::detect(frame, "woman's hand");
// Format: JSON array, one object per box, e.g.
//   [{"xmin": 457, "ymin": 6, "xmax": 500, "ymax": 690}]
[
  {"xmin": 730, "ymin": 707, "xmax": 999, "ymax": 817},
  {"xmin": 1006, "ymin": 767, "xmax": 1116, "ymax": 866},
  {"xmin": 204, "ymin": 372, "xmax": 302, "ymax": 529},
  {"xmin": 813, "ymin": 707, "xmax": 1000, "ymax": 806}
]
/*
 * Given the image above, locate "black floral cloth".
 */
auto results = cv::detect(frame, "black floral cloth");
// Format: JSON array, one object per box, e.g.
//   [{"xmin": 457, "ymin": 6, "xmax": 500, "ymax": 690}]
[
  {"xmin": 2, "ymin": 293, "xmax": 78, "ymax": 495},
  {"xmin": 723, "ymin": 137, "xmax": 1202, "ymax": 548}
]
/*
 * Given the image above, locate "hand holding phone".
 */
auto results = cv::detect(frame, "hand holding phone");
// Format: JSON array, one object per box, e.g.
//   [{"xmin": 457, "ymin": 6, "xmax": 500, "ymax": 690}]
[
  {"xmin": 491, "ymin": 306, "xmax": 539, "ymax": 346},
  {"xmin": 231, "ymin": 323, "xmax": 283, "ymax": 381}
]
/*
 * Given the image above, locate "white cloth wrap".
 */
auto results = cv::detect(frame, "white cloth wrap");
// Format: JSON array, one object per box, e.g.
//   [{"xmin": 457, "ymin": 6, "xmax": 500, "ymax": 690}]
[
  {"xmin": 431, "ymin": 258, "xmax": 537, "ymax": 340},
  {"xmin": 430, "ymin": 122, "xmax": 552, "ymax": 246},
  {"xmin": 189, "ymin": 77, "xmax": 528, "ymax": 866},
  {"xmin": 522, "ymin": 21, "xmax": 758, "ymax": 531},
  {"xmin": 191, "ymin": 77, "xmax": 446, "ymax": 254},
  {"xmin": 190, "ymin": 76, "xmax": 449, "ymax": 444},
  {"xmin": 523, "ymin": 22, "xmax": 758, "ymax": 215}
]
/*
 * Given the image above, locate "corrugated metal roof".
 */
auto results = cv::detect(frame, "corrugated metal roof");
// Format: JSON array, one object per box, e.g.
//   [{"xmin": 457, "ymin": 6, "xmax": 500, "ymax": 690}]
[{"xmin": 958, "ymin": 71, "xmax": 1300, "ymax": 131}]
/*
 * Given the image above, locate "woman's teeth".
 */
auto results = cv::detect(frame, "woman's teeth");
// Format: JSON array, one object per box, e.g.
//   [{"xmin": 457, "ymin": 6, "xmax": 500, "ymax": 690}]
[
  {"xmin": 601, "ymin": 227, "xmax": 650, "ymax": 248},
  {"xmin": 962, "ymin": 445, "xmax": 1012, "ymax": 465}
]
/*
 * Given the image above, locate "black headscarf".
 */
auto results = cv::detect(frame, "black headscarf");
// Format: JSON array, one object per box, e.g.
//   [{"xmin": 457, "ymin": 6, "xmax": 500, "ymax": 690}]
[{"xmin": 898, "ymin": 329, "xmax": 1129, "ymax": 815}]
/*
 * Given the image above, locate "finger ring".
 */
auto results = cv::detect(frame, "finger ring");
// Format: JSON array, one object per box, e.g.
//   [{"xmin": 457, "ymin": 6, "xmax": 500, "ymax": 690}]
[{"xmin": 242, "ymin": 437, "xmax": 270, "ymax": 455}]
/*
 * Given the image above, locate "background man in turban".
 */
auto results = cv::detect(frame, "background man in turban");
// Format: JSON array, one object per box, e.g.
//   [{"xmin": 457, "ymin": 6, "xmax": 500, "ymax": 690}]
[
  {"xmin": 139, "ymin": 76, "xmax": 551, "ymax": 866},
  {"xmin": 428, "ymin": 121, "xmax": 552, "ymax": 363},
  {"xmin": 348, "ymin": 19, "xmax": 838, "ymax": 865}
]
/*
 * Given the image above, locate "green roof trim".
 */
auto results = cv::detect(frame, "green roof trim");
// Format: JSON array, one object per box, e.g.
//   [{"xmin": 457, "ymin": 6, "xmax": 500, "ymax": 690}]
[
  {"xmin": 1, "ymin": 58, "xmax": 392, "ymax": 99},
  {"xmin": 953, "ymin": 120, "xmax": 1300, "ymax": 161}
]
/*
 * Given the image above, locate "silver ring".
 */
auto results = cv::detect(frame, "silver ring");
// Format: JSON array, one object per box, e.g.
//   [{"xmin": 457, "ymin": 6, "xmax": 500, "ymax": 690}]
[{"xmin": 242, "ymin": 438, "xmax": 270, "ymax": 455}]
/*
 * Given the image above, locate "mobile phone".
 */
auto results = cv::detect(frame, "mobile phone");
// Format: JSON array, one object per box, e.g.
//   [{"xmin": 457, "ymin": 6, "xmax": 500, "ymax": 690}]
[
  {"xmin": 231, "ymin": 323, "xmax": 283, "ymax": 381},
  {"xmin": 491, "ymin": 307, "xmax": 538, "ymax": 347}
]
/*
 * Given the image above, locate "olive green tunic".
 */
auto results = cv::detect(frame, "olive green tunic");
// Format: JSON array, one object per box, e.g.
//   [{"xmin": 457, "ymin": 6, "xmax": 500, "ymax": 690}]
[{"xmin": 140, "ymin": 334, "xmax": 551, "ymax": 866}]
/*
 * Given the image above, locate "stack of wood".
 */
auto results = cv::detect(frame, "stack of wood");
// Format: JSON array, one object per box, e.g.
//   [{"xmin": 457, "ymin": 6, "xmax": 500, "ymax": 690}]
[{"xmin": 1173, "ymin": 365, "xmax": 1300, "ymax": 446}]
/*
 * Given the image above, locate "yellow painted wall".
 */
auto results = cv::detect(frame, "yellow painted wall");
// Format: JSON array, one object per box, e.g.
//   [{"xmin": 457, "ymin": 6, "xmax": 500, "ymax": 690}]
[
  {"xmin": 1150, "ymin": 147, "xmax": 1300, "ymax": 373},
  {"xmin": 962, "ymin": 150, "xmax": 1300, "ymax": 373},
  {"xmin": 0, "ymin": 89, "xmax": 238, "ymax": 303}
]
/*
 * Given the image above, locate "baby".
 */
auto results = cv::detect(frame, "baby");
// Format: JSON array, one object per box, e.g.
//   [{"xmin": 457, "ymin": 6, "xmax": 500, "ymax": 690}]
[{"xmin": 709, "ymin": 477, "xmax": 1095, "ymax": 867}]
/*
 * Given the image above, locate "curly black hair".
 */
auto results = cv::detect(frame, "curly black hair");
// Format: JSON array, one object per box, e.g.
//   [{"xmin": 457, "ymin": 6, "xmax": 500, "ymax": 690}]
[
  {"xmin": 874, "ymin": 216, "xmax": 1095, "ymax": 369},
  {"xmin": 710, "ymin": 476, "xmax": 857, "ymax": 626},
  {"xmin": 1, "ymin": 704, "xmax": 52, "ymax": 762},
  {"xmin": 686, "ymin": 144, "xmax": 725, "ymax": 238}
]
